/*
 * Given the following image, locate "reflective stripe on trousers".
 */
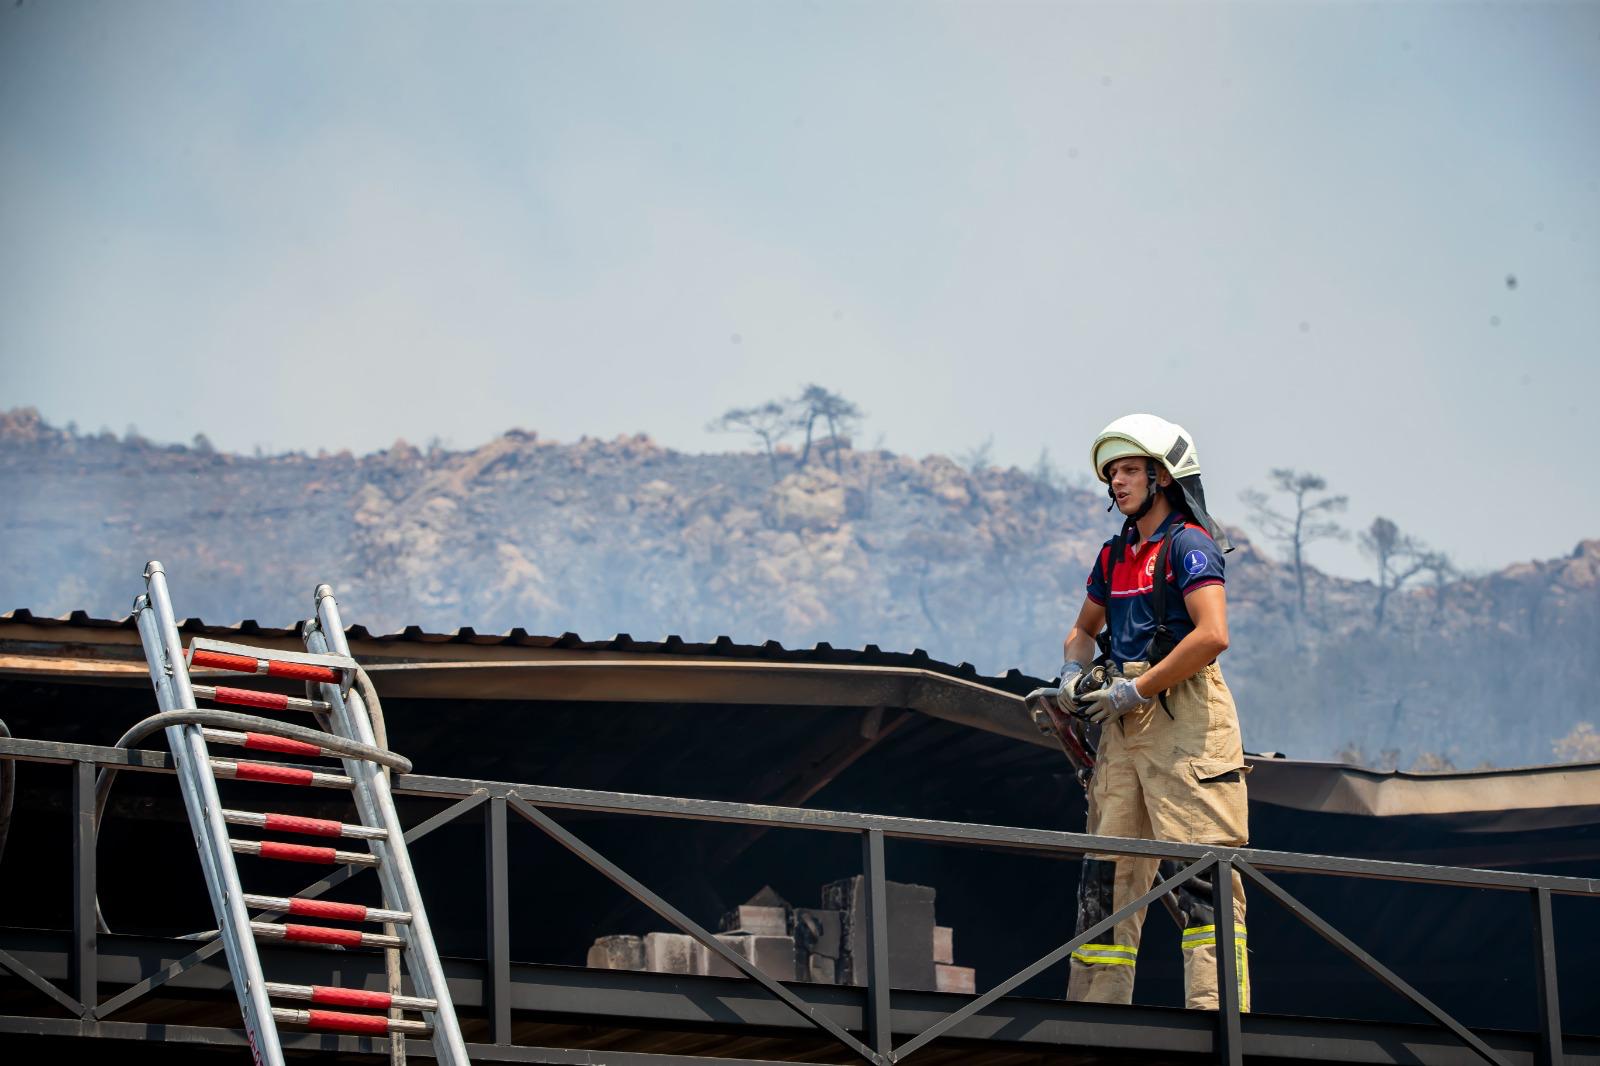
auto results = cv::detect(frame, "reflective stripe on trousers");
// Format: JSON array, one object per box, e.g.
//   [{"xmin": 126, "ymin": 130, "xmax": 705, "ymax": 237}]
[
  {"xmin": 1181, "ymin": 924, "xmax": 1249, "ymax": 1009},
  {"xmin": 1070, "ymin": 942, "xmax": 1137, "ymax": 967},
  {"xmin": 1068, "ymin": 916, "xmax": 1251, "ymax": 1011},
  {"xmin": 1180, "ymin": 923, "xmax": 1247, "ymax": 949}
]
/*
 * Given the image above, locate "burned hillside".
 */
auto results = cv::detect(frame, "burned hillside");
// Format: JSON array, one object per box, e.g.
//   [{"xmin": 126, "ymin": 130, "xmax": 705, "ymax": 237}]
[{"xmin": 2, "ymin": 406, "xmax": 1595, "ymax": 767}]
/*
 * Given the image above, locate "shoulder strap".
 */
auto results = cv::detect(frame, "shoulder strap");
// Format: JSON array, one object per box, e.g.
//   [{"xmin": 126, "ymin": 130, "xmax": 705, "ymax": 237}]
[
  {"xmin": 1145, "ymin": 529, "xmax": 1183, "ymax": 717},
  {"xmin": 1096, "ymin": 530, "xmax": 1125, "ymax": 666},
  {"xmin": 1150, "ymin": 527, "xmax": 1178, "ymax": 623},
  {"xmin": 1105, "ymin": 529, "xmax": 1124, "ymax": 586}
]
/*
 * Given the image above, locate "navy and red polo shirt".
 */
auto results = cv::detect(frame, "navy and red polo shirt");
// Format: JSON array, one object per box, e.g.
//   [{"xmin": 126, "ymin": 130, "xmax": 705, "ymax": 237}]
[{"xmin": 1085, "ymin": 509, "xmax": 1225, "ymax": 665}]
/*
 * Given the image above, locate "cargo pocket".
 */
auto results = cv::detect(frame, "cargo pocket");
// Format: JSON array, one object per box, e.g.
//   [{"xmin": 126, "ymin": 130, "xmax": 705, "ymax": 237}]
[
  {"xmin": 1189, "ymin": 757, "xmax": 1249, "ymax": 784},
  {"xmin": 1184, "ymin": 757, "xmax": 1250, "ymax": 844}
]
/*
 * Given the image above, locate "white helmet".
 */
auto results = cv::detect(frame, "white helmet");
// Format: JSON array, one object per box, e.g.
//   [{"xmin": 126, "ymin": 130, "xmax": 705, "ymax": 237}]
[
  {"xmin": 1090, "ymin": 413, "xmax": 1201, "ymax": 483},
  {"xmin": 1089, "ymin": 413, "xmax": 1230, "ymax": 551}
]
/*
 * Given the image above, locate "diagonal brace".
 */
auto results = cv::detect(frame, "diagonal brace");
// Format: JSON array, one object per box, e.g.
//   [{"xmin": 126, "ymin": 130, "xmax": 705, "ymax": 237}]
[
  {"xmin": 507, "ymin": 793, "xmax": 884, "ymax": 1065},
  {"xmin": 259, "ymin": 789, "xmax": 490, "ymax": 919},
  {"xmin": 0, "ymin": 946, "xmax": 86, "ymax": 1018},
  {"xmin": 1234, "ymin": 857, "xmax": 1510, "ymax": 1066},
  {"xmin": 892, "ymin": 854, "xmax": 1218, "ymax": 1063}
]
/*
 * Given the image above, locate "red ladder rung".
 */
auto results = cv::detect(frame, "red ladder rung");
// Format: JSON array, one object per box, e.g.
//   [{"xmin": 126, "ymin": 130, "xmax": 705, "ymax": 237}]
[
  {"xmin": 264, "ymin": 981, "xmax": 435, "ymax": 1011},
  {"xmin": 211, "ymin": 759, "xmax": 350, "ymax": 789},
  {"xmin": 243, "ymin": 894, "xmax": 411, "ymax": 925},
  {"xmin": 192, "ymin": 685, "xmax": 329, "ymax": 713},
  {"xmin": 191, "ymin": 647, "xmax": 342, "ymax": 684},
  {"xmin": 271, "ymin": 1006, "xmax": 430, "ymax": 1035},
  {"xmin": 231, "ymin": 839, "xmax": 377, "ymax": 866},
  {"xmin": 222, "ymin": 809, "xmax": 385, "ymax": 840},
  {"xmin": 252, "ymin": 921, "xmax": 402, "ymax": 949},
  {"xmin": 202, "ymin": 728, "xmax": 327, "ymax": 759}
]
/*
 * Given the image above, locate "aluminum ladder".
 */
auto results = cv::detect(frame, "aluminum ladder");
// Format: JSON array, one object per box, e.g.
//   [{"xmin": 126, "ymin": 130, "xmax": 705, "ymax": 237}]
[{"xmin": 132, "ymin": 562, "xmax": 470, "ymax": 1065}]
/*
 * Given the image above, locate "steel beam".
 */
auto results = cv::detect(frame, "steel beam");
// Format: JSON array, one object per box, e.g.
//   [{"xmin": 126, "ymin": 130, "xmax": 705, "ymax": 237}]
[
  {"xmin": 486, "ymin": 794, "xmax": 512, "ymax": 1045},
  {"xmin": 70, "ymin": 760, "xmax": 96, "ymax": 1017},
  {"xmin": 7, "ymin": 936, "xmax": 1597, "ymax": 1064},
  {"xmin": 1532, "ymin": 887, "xmax": 1563, "ymax": 1066},
  {"xmin": 0, "ymin": 996, "xmax": 1580, "ymax": 1065},
  {"xmin": 861, "ymin": 828, "xmax": 891, "ymax": 1059},
  {"xmin": 0, "ymin": 946, "xmax": 83, "ymax": 1017},
  {"xmin": 3, "ymin": 736, "xmax": 1596, "ymax": 898},
  {"xmin": 1214, "ymin": 859, "xmax": 1241, "ymax": 1066},
  {"xmin": 403, "ymin": 772, "xmax": 1596, "ymax": 897},
  {"xmin": 0, "ymin": 1016, "xmax": 848, "ymax": 1063},
  {"xmin": 0, "ymin": 735, "xmax": 173, "ymax": 771}
]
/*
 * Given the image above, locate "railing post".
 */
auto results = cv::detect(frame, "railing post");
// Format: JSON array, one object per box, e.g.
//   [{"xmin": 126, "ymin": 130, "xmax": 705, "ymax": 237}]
[
  {"xmin": 862, "ymin": 828, "xmax": 890, "ymax": 1063},
  {"xmin": 485, "ymin": 795, "xmax": 512, "ymax": 1044},
  {"xmin": 70, "ymin": 759, "xmax": 97, "ymax": 1019},
  {"xmin": 1214, "ymin": 858, "xmax": 1241, "ymax": 1066},
  {"xmin": 1532, "ymin": 887, "xmax": 1563, "ymax": 1066}
]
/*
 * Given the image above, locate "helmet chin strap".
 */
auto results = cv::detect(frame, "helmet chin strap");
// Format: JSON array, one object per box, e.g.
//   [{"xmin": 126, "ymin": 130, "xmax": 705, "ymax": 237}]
[{"xmin": 1132, "ymin": 462, "xmax": 1159, "ymax": 520}]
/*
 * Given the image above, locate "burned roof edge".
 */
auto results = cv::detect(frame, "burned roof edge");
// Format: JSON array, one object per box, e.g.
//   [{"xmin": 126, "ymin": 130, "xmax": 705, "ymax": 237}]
[{"xmin": 0, "ymin": 607, "xmax": 1036, "ymax": 693}]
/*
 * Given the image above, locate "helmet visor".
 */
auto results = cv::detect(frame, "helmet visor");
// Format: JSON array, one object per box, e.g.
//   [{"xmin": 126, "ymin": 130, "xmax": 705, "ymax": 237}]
[{"xmin": 1093, "ymin": 437, "xmax": 1155, "ymax": 483}]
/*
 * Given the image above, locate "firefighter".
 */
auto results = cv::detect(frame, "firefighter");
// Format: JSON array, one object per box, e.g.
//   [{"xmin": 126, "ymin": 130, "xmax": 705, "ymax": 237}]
[{"xmin": 1055, "ymin": 413, "xmax": 1250, "ymax": 1011}]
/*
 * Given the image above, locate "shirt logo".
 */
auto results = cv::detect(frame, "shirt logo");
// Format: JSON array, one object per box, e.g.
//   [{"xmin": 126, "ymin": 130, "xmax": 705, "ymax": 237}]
[
  {"xmin": 1145, "ymin": 555, "xmax": 1158, "ymax": 577},
  {"xmin": 1184, "ymin": 549, "xmax": 1208, "ymax": 576}
]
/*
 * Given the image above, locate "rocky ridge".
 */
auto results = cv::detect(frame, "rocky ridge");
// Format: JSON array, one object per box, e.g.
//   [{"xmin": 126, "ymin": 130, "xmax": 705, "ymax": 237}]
[{"xmin": 2, "ymin": 406, "xmax": 1595, "ymax": 768}]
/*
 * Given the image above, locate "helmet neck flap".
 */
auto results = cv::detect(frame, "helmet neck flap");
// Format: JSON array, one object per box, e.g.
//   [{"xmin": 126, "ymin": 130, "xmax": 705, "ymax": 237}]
[
  {"xmin": 1103, "ymin": 463, "xmax": 1232, "ymax": 551},
  {"xmin": 1172, "ymin": 472, "xmax": 1231, "ymax": 552}
]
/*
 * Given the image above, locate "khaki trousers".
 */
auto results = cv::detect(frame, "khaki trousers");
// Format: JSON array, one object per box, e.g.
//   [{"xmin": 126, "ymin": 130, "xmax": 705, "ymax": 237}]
[{"xmin": 1066, "ymin": 661, "xmax": 1251, "ymax": 1011}]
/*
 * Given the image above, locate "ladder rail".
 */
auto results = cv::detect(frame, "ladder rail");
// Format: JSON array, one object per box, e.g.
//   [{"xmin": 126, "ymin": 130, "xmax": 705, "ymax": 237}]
[
  {"xmin": 137, "ymin": 572, "xmax": 284, "ymax": 1066},
  {"xmin": 130, "ymin": 563, "xmax": 469, "ymax": 1063},
  {"xmin": 306, "ymin": 592, "xmax": 470, "ymax": 1066},
  {"xmin": 136, "ymin": 612, "xmax": 255, "ymax": 1030}
]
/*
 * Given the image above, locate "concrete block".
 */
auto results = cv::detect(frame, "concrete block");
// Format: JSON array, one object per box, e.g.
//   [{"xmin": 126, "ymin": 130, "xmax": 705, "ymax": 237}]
[
  {"xmin": 643, "ymin": 932, "xmax": 696, "ymax": 974},
  {"xmin": 586, "ymin": 934, "xmax": 645, "ymax": 971},
  {"xmin": 693, "ymin": 934, "xmax": 799, "ymax": 981},
  {"xmin": 822, "ymin": 876, "xmax": 937, "ymax": 991},
  {"xmin": 933, "ymin": 926, "xmax": 953, "ymax": 965},
  {"xmin": 743, "ymin": 935, "xmax": 799, "ymax": 981},
  {"xmin": 692, "ymin": 937, "xmax": 742, "ymax": 979},
  {"xmin": 793, "ymin": 907, "xmax": 842, "ymax": 959},
  {"xmin": 936, "ymin": 964, "xmax": 975, "ymax": 994},
  {"xmin": 719, "ymin": 904, "xmax": 788, "ymax": 937},
  {"xmin": 805, "ymin": 952, "xmax": 839, "ymax": 985}
]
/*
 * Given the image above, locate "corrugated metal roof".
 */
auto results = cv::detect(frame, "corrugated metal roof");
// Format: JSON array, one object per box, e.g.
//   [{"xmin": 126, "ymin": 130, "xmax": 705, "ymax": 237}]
[
  {"xmin": 0, "ymin": 607, "xmax": 1041, "ymax": 692},
  {"xmin": 7, "ymin": 606, "xmax": 1600, "ymax": 821}
]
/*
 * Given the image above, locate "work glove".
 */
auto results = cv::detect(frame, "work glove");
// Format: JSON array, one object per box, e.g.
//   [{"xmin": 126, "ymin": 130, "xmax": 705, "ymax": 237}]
[
  {"xmin": 1023, "ymin": 687, "xmax": 1065, "ymax": 734},
  {"xmin": 1080, "ymin": 676, "xmax": 1152, "ymax": 725},
  {"xmin": 1057, "ymin": 660, "xmax": 1086, "ymax": 700}
]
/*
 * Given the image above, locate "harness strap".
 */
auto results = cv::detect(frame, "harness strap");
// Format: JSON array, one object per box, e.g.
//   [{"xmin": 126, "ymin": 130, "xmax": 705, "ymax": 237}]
[
  {"xmin": 1095, "ymin": 526, "xmax": 1127, "ymax": 670},
  {"xmin": 1149, "ymin": 528, "xmax": 1177, "ymax": 649},
  {"xmin": 1135, "ymin": 529, "xmax": 1178, "ymax": 717}
]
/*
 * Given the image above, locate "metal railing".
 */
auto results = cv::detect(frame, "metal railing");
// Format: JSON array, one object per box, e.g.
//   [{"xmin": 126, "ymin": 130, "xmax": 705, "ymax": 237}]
[{"xmin": 0, "ymin": 732, "xmax": 1594, "ymax": 1066}]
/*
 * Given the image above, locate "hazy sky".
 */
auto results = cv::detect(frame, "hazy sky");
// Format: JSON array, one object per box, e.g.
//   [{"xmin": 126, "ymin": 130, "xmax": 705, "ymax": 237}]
[{"xmin": 2, "ymin": 0, "xmax": 1597, "ymax": 579}]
